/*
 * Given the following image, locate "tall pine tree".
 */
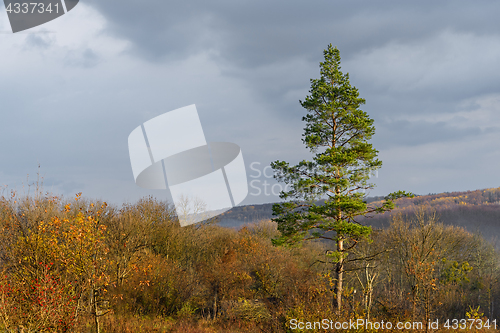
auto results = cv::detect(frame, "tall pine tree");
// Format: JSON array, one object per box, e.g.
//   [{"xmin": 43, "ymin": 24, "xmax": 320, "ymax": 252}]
[{"xmin": 271, "ymin": 44, "xmax": 412, "ymax": 312}]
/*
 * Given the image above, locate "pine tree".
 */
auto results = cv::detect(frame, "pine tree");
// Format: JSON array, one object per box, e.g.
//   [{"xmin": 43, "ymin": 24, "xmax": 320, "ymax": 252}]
[{"xmin": 271, "ymin": 44, "xmax": 412, "ymax": 312}]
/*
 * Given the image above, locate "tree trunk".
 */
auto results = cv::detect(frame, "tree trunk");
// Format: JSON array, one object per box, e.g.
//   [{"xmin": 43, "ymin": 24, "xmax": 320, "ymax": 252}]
[
  {"xmin": 94, "ymin": 313, "xmax": 100, "ymax": 333},
  {"xmin": 92, "ymin": 289, "xmax": 100, "ymax": 333},
  {"xmin": 333, "ymin": 237, "xmax": 344, "ymax": 313},
  {"xmin": 213, "ymin": 289, "xmax": 218, "ymax": 320},
  {"xmin": 333, "ymin": 168, "xmax": 343, "ymax": 314}
]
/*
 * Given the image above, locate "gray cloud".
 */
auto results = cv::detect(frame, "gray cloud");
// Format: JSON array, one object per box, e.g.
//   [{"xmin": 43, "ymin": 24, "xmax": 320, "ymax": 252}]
[
  {"xmin": 2, "ymin": 0, "xmax": 500, "ymax": 205},
  {"xmin": 64, "ymin": 48, "xmax": 100, "ymax": 68},
  {"xmin": 24, "ymin": 33, "xmax": 54, "ymax": 49},
  {"xmin": 86, "ymin": 0, "xmax": 500, "ymax": 66},
  {"xmin": 372, "ymin": 119, "xmax": 486, "ymax": 149}
]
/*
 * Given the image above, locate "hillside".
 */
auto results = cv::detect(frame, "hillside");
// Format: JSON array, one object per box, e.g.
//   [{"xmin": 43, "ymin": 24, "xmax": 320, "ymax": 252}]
[{"xmin": 218, "ymin": 188, "xmax": 500, "ymax": 242}]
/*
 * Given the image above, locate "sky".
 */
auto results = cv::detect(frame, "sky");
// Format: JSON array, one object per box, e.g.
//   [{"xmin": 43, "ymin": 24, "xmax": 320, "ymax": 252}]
[{"xmin": 1, "ymin": 0, "xmax": 500, "ymax": 207}]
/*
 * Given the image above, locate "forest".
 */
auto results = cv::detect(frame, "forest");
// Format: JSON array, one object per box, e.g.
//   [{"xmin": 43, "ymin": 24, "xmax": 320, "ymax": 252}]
[{"xmin": 0, "ymin": 189, "xmax": 499, "ymax": 332}]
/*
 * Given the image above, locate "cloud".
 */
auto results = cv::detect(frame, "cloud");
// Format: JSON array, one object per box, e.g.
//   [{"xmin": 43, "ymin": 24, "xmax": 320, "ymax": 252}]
[
  {"xmin": 346, "ymin": 31, "xmax": 500, "ymax": 103},
  {"xmin": 2, "ymin": 0, "xmax": 500, "ymax": 205},
  {"xmin": 84, "ymin": 0, "xmax": 500, "ymax": 66},
  {"xmin": 23, "ymin": 33, "xmax": 55, "ymax": 49},
  {"xmin": 64, "ymin": 48, "xmax": 100, "ymax": 68},
  {"xmin": 376, "ymin": 128, "xmax": 500, "ymax": 196}
]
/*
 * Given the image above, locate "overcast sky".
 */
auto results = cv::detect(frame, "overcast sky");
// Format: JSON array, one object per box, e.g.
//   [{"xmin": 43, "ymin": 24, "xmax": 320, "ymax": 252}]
[{"xmin": 1, "ymin": 0, "xmax": 500, "ymax": 206}]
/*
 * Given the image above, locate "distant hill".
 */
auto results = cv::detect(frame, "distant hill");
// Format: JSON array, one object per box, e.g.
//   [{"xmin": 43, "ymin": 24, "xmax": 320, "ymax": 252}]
[
  {"xmin": 216, "ymin": 203, "xmax": 274, "ymax": 228},
  {"xmin": 217, "ymin": 188, "xmax": 500, "ymax": 242},
  {"xmin": 361, "ymin": 187, "xmax": 500, "ymax": 242}
]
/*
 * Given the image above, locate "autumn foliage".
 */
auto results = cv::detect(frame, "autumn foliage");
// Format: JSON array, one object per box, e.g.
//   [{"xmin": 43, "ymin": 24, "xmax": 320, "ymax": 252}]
[{"xmin": 0, "ymin": 190, "xmax": 499, "ymax": 332}]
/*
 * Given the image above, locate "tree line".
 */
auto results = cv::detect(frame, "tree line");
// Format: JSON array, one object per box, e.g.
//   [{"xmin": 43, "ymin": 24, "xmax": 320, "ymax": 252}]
[{"xmin": 0, "ymin": 192, "xmax": 498, "ymax": 332}]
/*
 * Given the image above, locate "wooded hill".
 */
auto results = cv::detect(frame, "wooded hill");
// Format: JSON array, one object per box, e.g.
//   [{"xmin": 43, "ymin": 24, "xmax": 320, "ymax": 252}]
[{"xmin": 219, "ymin": 187, "xmax": 500, "ymax": 242}]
